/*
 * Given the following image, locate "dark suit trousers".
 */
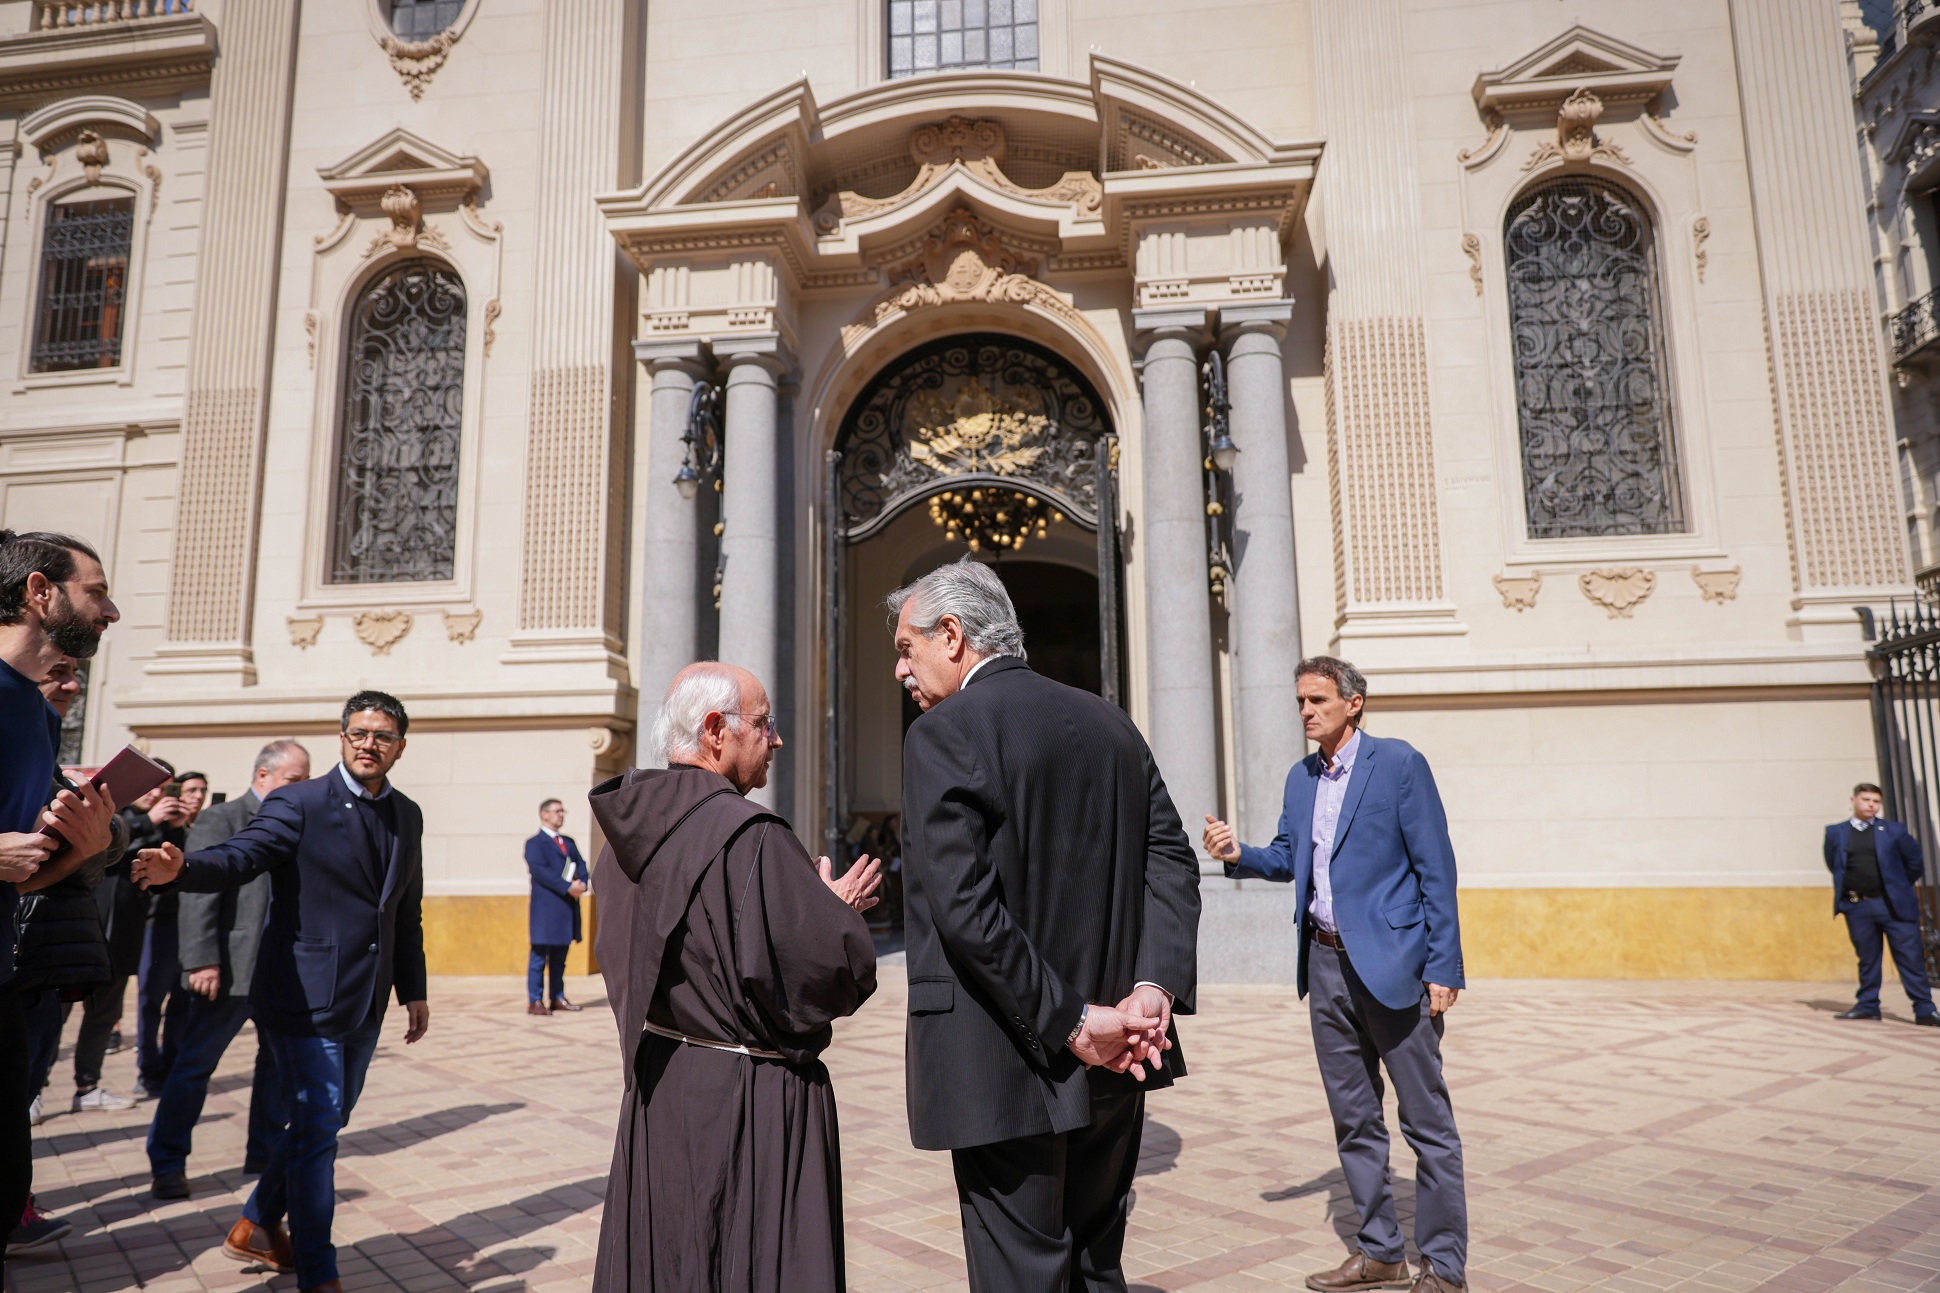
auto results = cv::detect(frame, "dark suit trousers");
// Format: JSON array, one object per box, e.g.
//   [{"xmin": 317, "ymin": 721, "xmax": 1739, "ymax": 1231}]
[
  {"xmin": 1844, "ymin": 897, "xmax": 1937, "ymax": 1014},
  {"xmin": 950, "ymin": 1091, "xmax": 1144, "ymax": 1293},
  {"xmin": 1309, "ymin": 940, "xmax": 1467, "ymax": 1284},
  {"xmin": 1, "ymin": 985, "xmax": 32, "ymax": 1228}
]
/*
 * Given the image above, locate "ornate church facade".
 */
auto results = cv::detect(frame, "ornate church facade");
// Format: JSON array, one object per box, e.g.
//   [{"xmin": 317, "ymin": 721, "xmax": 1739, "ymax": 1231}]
[{"xmin": 0, "ymin": 0, "xmax": 1908, "ymax": 979}]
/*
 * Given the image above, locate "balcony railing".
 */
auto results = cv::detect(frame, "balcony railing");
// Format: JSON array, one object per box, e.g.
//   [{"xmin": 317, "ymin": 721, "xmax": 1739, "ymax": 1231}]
[
  {"xmin": 1893, "ymin": 288, "xmax": 1940, "ymax": 364},
  {"xmin": 35, "ymin": 0, "xmax": 192, "ymax": 29},
  {"xmin": 1879, "ymin": 0, "xmax": 1937, "ymax": 65}
]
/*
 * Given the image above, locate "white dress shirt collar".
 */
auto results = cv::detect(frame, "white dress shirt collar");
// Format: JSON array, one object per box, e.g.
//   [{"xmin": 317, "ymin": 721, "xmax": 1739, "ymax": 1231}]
[
  {"xmin": 335, "ymin": 762, "xmax": 392, "ymax": 801},
  {"xmin": 962, "ymin": 654, "xmax": 1011, "ymax": 687}
]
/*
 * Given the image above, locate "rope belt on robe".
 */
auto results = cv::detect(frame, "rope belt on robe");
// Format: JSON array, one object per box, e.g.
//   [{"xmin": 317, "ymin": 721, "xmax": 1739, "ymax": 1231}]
[{"xmin": 641, "ymin": 1019, "xmax": 786, "ymax": 1061}]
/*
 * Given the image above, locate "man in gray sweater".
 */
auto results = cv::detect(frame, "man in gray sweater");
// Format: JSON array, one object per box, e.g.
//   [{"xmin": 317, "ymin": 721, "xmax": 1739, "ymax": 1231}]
[{"xmin": 145, "ymin": 739, "xmax": 308, "ymax": 1199}]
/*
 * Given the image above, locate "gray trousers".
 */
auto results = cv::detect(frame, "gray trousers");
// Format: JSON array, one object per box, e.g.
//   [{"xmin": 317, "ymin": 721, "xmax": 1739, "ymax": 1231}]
[{"xmin": 1308, "ymin": 939, "xmax": 1468, "ymax": 1284}]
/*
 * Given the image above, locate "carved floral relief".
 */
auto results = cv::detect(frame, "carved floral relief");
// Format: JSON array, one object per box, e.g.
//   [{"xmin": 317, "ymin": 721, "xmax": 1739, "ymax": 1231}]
[{"xmin": 1578, "ymin": 567, "xmax": 1656, "ymax": 618}]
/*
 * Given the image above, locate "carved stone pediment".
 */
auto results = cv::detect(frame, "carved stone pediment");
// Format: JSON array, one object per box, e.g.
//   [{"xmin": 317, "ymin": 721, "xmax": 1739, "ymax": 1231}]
[
  {"xmin": 1474, "ymin": 24, "xmax": 1680, "ymax": 117},
  {"xmin": 693, "ymin": 139, "xmax": 802, "ymax": 204},
  {"xmin": 812, "ymin": 116, "xmax": 1101, "ymax": 235},
  {"xmin": 841, "ymin": 206, "xmax": 1085, "ymax": 345},
  {"xmin": 319, "ymin": 128, "xmax": 488, "ymax": 212}
]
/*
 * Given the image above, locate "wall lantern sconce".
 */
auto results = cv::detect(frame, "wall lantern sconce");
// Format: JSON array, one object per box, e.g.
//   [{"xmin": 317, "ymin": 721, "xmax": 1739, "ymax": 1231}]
[
  {"xmin": 674, "ymin": 379, "xmax": 728, "ymax": 608},
  {"xmin": 1201, "ymin": 350, "xmax": 1239, "ymax": 597}
]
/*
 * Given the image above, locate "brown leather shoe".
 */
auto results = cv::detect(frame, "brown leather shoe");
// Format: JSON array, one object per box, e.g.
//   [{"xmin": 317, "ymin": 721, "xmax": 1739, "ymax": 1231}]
[
  {"xmin": 549, "ymin": 997, "xmax": 583, "ymax": 1013},
  {"xmin": 1409, "ymin": 1265, "xmax": 1465, "ymax": 1293},
  {"xmin": 527, "ymin": 1001, "xmax": 550, "ymax": 1017},
  {"xmin": 1307, "ymin": 1250, "xmax": 1412, "ymax": 1291},
  {"xmin": 222, "ymin": 1216, "xmax": 294, "ymax": 1273}
]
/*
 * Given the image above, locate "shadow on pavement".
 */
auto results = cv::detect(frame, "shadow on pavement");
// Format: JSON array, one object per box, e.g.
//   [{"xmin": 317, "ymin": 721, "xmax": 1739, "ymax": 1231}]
[
  {"xmin": 339, "ymin": 1101, "xmax": 524, "ymax": 1157},
  {"xmin": 8, "ymin": 1178, "xmax": 606, "ymax": 1289},
  {"xmin": 1261, "ymin": 1167, "xmax": 1419, "ymax": 1253},
  {"xmin": 31, "ymin": 1113, "xmax": 224, "ymax": 1159},
  {"xmin": 1136, "ymin": 1117, "xmax": 1181, "ymax": 1177}
]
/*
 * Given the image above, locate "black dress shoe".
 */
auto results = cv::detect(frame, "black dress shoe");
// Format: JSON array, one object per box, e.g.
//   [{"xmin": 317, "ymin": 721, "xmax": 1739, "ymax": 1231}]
[
  {"xmin": 1836, "ymin": 1006, "xmax": 1883, "ymax": 1020},
  {"xmin": 150, "ymin": 1172, "xmax": 190, "ymax": 1201},
  {"xmin": 1917, "ymin": 1013, "xmax": 1940, "ymax": 1028}
]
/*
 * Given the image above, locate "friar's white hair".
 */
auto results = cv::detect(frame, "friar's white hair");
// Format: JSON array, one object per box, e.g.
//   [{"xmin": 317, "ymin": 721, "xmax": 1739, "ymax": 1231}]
[{"xmin": 649, "ymin": 663, "xmax": 745, "ymax": 766}]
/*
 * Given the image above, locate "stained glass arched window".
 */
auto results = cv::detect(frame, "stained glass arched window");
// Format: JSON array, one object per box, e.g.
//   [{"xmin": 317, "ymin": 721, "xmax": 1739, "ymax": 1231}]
[
  {"xmin": 330, "ymin": 260, "xmax": 466, "ymax": 583},
  {"xmin": 1504, "ymin": 177, "xmax": 1686, "ymax": 539}
]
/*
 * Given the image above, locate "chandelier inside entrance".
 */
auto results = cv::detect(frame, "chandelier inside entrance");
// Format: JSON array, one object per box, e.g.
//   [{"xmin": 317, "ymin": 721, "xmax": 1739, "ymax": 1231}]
[{"xmin": 927, "ymin": 486, "xmax": 1065, "ymax": 553}]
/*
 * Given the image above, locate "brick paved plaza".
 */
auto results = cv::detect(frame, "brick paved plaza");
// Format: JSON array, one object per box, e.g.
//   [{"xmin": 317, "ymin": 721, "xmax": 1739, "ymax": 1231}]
[{"xmin": 7, "ymin": 971, "xmax": 1940, "ymax": 1293}]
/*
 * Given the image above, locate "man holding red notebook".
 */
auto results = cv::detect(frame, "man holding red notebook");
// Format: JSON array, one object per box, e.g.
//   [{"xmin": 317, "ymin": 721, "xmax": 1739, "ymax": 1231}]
[{"xmin": 0, "ymin": 530, "xmax": 120, "ymax": 1254}]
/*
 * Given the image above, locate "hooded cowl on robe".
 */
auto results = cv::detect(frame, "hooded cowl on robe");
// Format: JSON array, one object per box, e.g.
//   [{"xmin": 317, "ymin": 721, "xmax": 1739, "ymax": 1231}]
[{"xmin": 589, "ymin": 766, "xmax": 877, "ymax": 1293}]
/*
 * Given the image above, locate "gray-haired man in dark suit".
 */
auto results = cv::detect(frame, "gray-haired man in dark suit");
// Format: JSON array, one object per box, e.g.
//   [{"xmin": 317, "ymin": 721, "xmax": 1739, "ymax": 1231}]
[{"xmin": 144, "ymin": 739, "xmax": 308, "ymax": 1199}]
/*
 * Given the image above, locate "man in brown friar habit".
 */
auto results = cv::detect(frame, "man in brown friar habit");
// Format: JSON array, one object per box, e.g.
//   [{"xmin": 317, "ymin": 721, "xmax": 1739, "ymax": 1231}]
[{"xmin": 589, "ymin": 661, "xmax": 882, "ymax": 1293}]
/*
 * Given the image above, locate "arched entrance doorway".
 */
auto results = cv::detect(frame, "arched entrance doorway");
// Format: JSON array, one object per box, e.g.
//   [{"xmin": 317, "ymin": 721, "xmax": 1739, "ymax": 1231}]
[{"xmin": 822, "ymin": 334, "xmax": 1123, "ymax": 901}]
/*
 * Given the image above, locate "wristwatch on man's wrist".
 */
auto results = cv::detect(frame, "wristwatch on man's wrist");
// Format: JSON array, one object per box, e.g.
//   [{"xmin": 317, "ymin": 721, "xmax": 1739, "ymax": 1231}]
[{"xmin": 1065, "ymin": 1003, "xmax": 1089, "ymax": 1049}]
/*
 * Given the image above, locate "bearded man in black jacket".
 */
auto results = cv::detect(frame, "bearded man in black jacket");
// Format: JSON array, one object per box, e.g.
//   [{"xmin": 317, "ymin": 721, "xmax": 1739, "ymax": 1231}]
[{"xmin": 889, "ymin": 557, "xmax": 1201, "ymax": 1293}]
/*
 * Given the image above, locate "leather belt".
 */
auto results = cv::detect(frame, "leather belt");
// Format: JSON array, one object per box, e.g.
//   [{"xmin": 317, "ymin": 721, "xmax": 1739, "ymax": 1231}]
[
  {"xmin": 641, "ymin": 1020, "xmax": 784, "ymax": 1061},
  {"xmin": 1309, "ymin": 925, "xmax": 1345, "ymax": 950}
]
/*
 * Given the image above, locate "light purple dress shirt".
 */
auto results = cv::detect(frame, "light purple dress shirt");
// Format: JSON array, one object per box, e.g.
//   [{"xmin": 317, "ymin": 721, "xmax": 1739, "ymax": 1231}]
[{"xmin": 1308, "ymin": 728, "xmax": 1361, "ymax": 934}]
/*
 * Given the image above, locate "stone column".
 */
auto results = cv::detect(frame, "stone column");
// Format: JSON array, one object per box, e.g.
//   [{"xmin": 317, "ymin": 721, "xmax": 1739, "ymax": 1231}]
[
  {"xmin": 718, "ymin": 336, "xmax": 788, "ymax": 807},
  {"xmin": 153, "ymin": 2, "xmax": 301, "ymax": 682},
  {"xmin": 514, "ymin": 0, "xmax": 631, "ymax": 654},
  {"xmin": 634, "ymin": 340, "xmax": 708, "ymax": 755},
  {"xmin": 1221, "ymin": 303, "xmax": 1303, "ymax": 844},
  {"xmin": 1135, "ymin": 308, "xmax": 1220, "ymax": 857},
  {"xmin": 1731, "ymin": 0, "xmax": 1910, "ymax": 625}
]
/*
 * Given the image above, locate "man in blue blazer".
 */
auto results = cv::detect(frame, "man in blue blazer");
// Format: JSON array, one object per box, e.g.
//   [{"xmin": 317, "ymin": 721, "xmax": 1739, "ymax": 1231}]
[
  {"xmin": 1825, "ymin": 783, "xmax": 1936, "ymax": 1025},
  {"xmin": 1205, "ymin": 656, "xmax": 1467, "ymax": 1293},
  {"xmin": 134, "ymin": 691, "xmax": 428, "ymax": 1293},
  {"xmin": 524, "ymin": 797, "xmax": 588, "ymax": 1015}
]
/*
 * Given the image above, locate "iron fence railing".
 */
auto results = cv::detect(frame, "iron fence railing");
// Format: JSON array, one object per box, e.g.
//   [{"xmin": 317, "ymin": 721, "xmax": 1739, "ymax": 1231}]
[
  {"xmin": 1866, "ymin": 597, "xmax": 1940, "ymax": 978},
  {"xmin": 1891, "ymin": 287, "xmax": 1940, "ymax": 364}
]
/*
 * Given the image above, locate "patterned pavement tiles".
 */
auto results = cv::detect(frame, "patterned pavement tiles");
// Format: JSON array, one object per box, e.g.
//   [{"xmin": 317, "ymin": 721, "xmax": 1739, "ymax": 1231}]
[{"xmin": 6, "ymin": 973, "xmax": 1940, "ymax": 1292}]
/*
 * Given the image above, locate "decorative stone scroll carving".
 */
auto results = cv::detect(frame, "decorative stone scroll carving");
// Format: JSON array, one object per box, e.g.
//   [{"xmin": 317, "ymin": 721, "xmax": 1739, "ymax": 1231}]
[
  {"xmin": 1578, "ymin": 567, "xmax": 1655, "ymax": 618},
  {"xmin": 588, "ymin": 726, "xmax": 629, "ymax": 760},
  {"xmin": 1692, "ymin": 217, "xmax": 1710, "ymax": 283},
  {"xmin": 841, "ymin": 206, "xmax": 1086, "ymax": 345},
  {"xmin": 286, "ymin": 615, "xmax": 323, "ymax": 649},
  {"xmin": 1691, "ymin": 566, "xmax": 1740, "ymax": 604},
  {"xmin": 1457, "ymin": 115, "xmax": 1505, "ymax": 168},
  {"xmin": 1642, "ymin": 112, "xmax": 1698, "ymax": 152},
  {"xmin": 1492, "ymin": 571, "xmax": 1541, "ymax": 611},
  {"xmin": 75, "ymin": 129, "xmax": 107, "ymax": 184},
  {"xmin": 1461, "ymin": 233, "xmax": 1483, "ymax": 295},
  {"xmin": 442, "ymin": 609, "xmax": 483, "ymax": 642},
  {"xmin": 813, "ymin": 117, "xmax": 1102, "ymax": 235},
  {"xmin": 361, "ymin": 184, "xmax": 451, "ymax": 257},
  {"xmin": 1522, "ymin": 89, "xmax": 1632, "ymax": 171},
  {"xmin": 135, "ymin": 145, "xmax": 162, "ymax": 201},
  {"xmin": 352, "ymin": 609, "xmax": 413, "ymax": 655},
  {"xmin": 303, "ymin": 310, "xmax": 318, "ymax": 368},
  {"xmin": 382, "ymin": 31, "xmax": 456, "ymax": 102},
  {"xmin": 482, "ymin": 299, "xmax": 500, "ymax": 356}
]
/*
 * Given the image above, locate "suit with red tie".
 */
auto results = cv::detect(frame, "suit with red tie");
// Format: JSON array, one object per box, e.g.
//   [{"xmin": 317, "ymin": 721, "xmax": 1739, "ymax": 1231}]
[{"xmin": 525, "ymin": 829, "xmax": 588, "ymax": 1008}]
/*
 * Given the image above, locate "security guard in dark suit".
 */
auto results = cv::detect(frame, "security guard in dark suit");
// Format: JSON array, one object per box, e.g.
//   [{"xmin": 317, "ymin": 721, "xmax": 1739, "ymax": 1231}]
[{"xmin": 1825, "ymin": 782, "xmax": 1938, "ymax": 1026}]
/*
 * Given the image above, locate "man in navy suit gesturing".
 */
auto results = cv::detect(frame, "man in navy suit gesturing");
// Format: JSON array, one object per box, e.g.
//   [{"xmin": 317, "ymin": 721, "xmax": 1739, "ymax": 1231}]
[
  {"xmin": 1205, "ymin": 656, "xmax": 1467, "ymax": 1293},
  {"xmin": 523, "ymin": 798, "xmax": 588, "ymax": 1016},
  {"xmin": 134, "ymin": 690, "xmax": 428, "ymax": 1293},
  {"xmin": 1825, "ymin": 783, "xmax": 1937, "ymax": 1026}
]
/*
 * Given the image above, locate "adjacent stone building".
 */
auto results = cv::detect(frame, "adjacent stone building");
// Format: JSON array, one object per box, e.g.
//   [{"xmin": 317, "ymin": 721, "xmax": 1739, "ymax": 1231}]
[{"xmin": 0, "ymin": 0, "xmax": 1908, "ymax": 979}]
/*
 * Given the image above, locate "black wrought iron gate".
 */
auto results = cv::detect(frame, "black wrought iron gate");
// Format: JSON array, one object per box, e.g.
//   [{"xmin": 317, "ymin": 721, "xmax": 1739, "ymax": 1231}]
[{"xmin": 1865, "ymin": 600, "xmax": 1940, "ymax": 977}]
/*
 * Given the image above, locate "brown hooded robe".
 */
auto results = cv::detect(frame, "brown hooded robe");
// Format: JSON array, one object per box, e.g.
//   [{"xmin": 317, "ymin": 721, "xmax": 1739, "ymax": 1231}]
[{"xmin": 589, "ymin": 766, "xmax": 877, "ymax": 1293}]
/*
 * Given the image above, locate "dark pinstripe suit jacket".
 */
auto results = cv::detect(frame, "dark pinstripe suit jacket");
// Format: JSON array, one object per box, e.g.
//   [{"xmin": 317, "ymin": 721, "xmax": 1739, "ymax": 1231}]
[{"xmin": 900, "ymin": 655, "xmax": 1202, "ymax": 1152}]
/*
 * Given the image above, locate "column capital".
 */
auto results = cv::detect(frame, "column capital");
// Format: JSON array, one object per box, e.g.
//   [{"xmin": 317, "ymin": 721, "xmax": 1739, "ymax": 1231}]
[
  {"xmin": 634, "ymin": 337, "xmax": 710, "ymax": 377},
  {"xmin": 1132, "ymin": 306, "xmax": 1211, "ymax": 353},
  {"xmin": 1218, "ymin": 300, "xmax": 1295, "ymax": 344},
  {"xmin": 716, "ymin": 331, "xmax": 794, "ymax": 379}
]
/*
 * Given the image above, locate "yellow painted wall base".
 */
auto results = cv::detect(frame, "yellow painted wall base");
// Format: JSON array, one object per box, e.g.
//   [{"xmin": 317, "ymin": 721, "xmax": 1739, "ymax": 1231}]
[
  {"xmin": 1461, "ymin": 886, "xmax": 1867, "ymax": 981},
  {"xmin": 421, "ymin": 895, "xmax": 599, "ymax": 977}
]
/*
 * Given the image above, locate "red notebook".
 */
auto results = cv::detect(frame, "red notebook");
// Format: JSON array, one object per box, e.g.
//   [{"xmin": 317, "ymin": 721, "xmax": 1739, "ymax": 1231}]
[{"xmin": 43, "ymin": 745, "xmax": 173, "ymax": 847}]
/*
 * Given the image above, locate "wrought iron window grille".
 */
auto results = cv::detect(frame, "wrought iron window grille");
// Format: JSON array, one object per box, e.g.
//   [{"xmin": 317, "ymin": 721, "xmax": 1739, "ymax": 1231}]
[
  {"xmin": 1503, "ymin": 176, "xmax": 1687, "ymax": 539},
  {"xmin": 30, "ymin": 198, "xmax": 133, "ymax": 373},
  {"xmin": 1200, "ymin": 349, "xmax": 1240, "ymax": 597},
  {"xmin": 673, "ymin": 379, "xmax": 727, "ymax": 611},
  {"xmin": 328, "ymin": 260, "xmax": 466, "ymax": 584}
]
